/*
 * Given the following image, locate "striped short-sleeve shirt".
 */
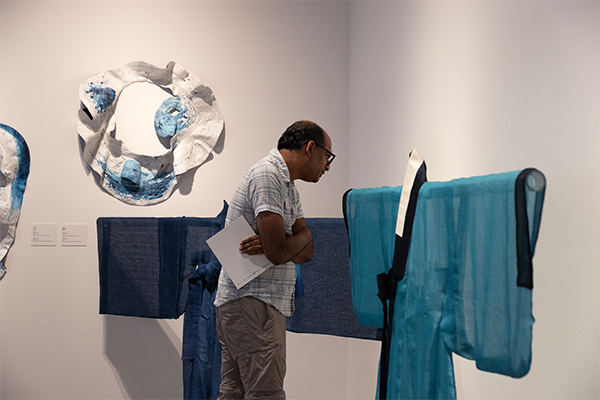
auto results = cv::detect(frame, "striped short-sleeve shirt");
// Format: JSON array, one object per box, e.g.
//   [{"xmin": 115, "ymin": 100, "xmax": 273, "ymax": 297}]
[{"xmin": 214, "ymin": 148, "xmax": 304, "ymax": 316}]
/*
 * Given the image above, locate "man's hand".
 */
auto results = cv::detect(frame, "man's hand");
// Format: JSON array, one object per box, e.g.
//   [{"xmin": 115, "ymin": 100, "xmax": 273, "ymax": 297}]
[
  {"xmin": 254, "ymin": 212, "xmax": 313, "ymax": 265},
  {"xmin": 291, "ymin": 218, "xmax": 313, "ymax": 264},
  {"xmin": 239, "ymin": 235, "xmax": 264, "ymax": 255}
]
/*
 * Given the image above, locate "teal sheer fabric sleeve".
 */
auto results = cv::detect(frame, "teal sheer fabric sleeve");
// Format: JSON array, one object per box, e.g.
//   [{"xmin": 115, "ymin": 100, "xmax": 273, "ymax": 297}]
[
  {"xmin": 345, "ymin": 186, "xmax": 401, "ymax": 328},
  {"xmin": 345, "ymin": 169, "xmax": 545, "ymax": 399}
]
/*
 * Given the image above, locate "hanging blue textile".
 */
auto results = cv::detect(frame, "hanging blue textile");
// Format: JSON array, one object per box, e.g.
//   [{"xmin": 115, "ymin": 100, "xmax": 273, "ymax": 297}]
[
  {"xmin": 97, "ymin": 205, "xmax": 229, "ymax": 398},
  {"xmin": 98, "ymin": 209, "xmax": 379, "ymax": 399},
  {"xmin": 344, "ymin": 169, "xmax": 546, "ymax": 399},
  {"xmin": 182, "ymin": 202, "xmax": 228, "ymax": 400},
  {"xmin": 286, "ymin": 218, "xmax": 380, "ymax": 340},
  {"xmin": 97, "ymin": 217, "xmax": 186, "ymax": 319}
]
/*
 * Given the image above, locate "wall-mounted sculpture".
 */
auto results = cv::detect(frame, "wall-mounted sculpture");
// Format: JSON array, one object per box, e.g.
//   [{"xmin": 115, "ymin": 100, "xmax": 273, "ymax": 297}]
[
  {"xmin": 77, "ymin": 61, "xmax": 224, "ymax": 205},
  {"xmin": 0, "ymin": 124, "xmax": 30, "ymax": 280}
]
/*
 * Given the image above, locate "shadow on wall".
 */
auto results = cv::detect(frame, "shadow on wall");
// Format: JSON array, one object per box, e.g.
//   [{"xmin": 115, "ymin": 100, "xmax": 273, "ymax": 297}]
[
  {"xmin": 103, "ymin": 315, "xmax": 182, "ymax": 400},
  {"xmin": 177, "ymin": 124, "xmax": 227, "ymax": 197}
]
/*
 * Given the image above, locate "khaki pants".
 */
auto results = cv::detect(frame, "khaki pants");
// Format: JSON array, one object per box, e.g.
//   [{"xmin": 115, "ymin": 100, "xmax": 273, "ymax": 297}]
[{"xmin": 215, "ymin": 296, "xmax": 286, "ymax": 400}]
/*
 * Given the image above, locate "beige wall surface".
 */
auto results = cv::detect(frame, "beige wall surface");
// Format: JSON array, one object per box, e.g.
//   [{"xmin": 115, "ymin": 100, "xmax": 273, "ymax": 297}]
[{"xmin": 349, "ymin": 1, "xmax": 599, "ymax": 399}]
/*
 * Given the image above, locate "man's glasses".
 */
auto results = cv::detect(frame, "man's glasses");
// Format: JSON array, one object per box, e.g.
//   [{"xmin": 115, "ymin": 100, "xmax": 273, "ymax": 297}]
[{"xmin": 313, "ymin": 142, "xmax": 336, "ymax": 166}]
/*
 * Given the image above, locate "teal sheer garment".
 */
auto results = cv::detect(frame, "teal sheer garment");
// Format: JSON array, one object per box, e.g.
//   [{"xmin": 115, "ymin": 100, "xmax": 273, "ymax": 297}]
[{"xmin": 345, "ymin": 169, "xmax": 545, "ymax": 399}]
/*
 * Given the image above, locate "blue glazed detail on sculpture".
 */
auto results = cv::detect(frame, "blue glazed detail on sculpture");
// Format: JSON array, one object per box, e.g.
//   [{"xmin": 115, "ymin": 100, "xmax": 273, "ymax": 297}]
[
  {"xmin": 154, "ymin": 97, "xmax": 193, "ymax": 138},
  {"xmin": 121, "ymin": 159, "xmax": 142, "ymax": 190},
  {"xmin": 85, "ymin": 82, "xmax": 116, "ymax": 113},
  {"xmin": 96, "ymin": 159, "xmax": 176, "ymax": 202},
  {"xmin": 0, "ymin": 123, "xmax": 30, "ymax": 216}
]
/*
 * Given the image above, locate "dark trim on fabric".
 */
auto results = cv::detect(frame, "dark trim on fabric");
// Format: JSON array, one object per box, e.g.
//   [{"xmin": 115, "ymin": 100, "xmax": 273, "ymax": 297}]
[
  {"xmin": 515, "ymin": 168, "xmax": 545, "ymax": 290},
  {"xmin": 159, "ymin": 218, "xmax": 182, "ymax": 318},
  {"xmin": 342, "ymin": 188, "xmax": 354, "ymax": 255},
  {"xmin": 98, "ymin": 218, "xmax": 110, "ymax": 314},
  {"xmin": 378, "ymin": 161, "xmax": 427, "ymax": 400}
]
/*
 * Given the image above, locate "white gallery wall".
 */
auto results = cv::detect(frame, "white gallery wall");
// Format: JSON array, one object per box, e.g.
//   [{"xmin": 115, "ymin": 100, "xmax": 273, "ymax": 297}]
[
  {"xmin": 349, "ymin": 1, "xmax": 599, "ymax": 399},
  {"xmin": 0, "ymin": 1, "xmax": 598, "ymax": 399}
]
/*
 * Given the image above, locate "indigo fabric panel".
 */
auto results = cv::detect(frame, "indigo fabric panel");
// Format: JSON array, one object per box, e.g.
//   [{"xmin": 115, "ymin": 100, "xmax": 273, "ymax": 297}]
[
  {"xmin": 285, "ymin": 218, "xmax": 379, "ymax": 340},
  {"xmin": 98, "ymin": 217, "xmax": 183, "ymax": 319}
]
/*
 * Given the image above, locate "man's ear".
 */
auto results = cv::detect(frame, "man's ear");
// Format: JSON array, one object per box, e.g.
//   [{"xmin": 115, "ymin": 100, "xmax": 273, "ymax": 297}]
[{"xmin": 305, "ymin": 140, "xmax": 315, "ymax": 159}]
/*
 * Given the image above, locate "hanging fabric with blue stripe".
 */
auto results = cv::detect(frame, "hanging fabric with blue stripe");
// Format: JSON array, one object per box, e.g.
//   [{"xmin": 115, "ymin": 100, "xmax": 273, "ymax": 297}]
[{"xmin": 97, "ymin": 217, "xmax": 186, "ymax": 319}]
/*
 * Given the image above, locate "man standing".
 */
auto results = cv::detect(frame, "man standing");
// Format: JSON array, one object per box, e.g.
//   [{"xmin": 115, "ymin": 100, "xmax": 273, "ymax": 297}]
[{"xmin": 214, "ymin": 120, "xmax": 334, "ymax": 399}]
